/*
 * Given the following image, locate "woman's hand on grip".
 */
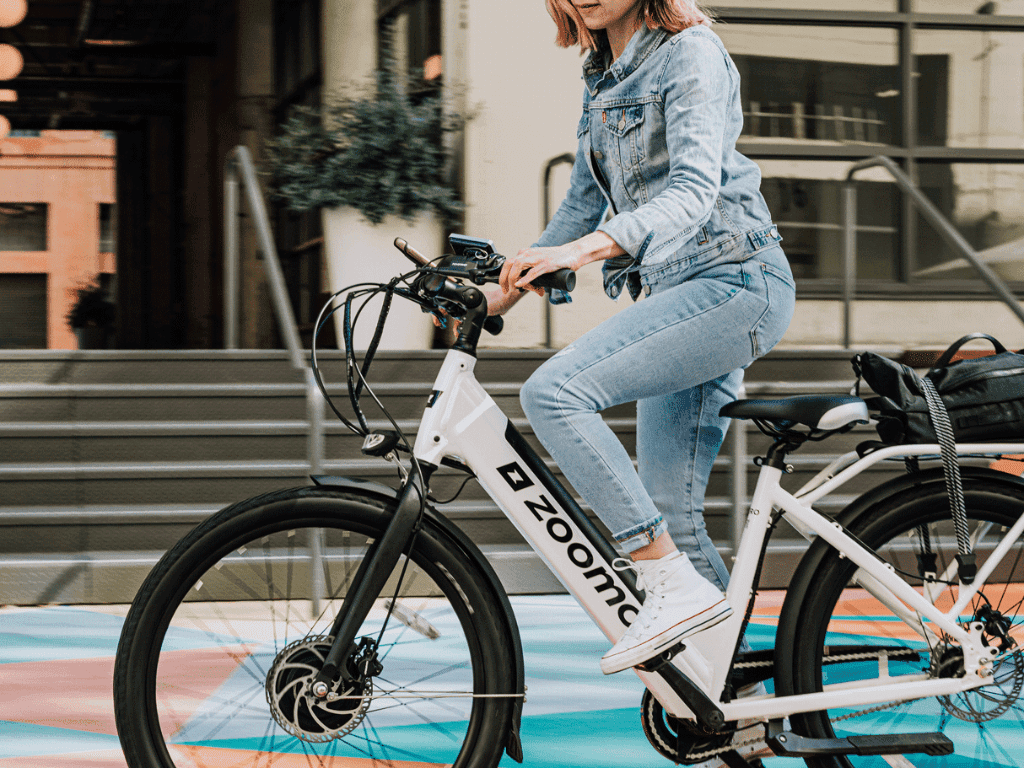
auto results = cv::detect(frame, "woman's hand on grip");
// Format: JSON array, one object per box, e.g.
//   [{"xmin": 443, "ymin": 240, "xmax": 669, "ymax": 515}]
[{"xmin": 500, "ymin": 244, "xmax": 583, "ymax": 297}]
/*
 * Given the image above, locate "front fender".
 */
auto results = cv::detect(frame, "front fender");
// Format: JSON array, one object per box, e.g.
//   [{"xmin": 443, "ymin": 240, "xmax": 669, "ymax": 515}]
[{"xmin": 311, "ymin": 475, "xmax": 526, "ymax": 762}]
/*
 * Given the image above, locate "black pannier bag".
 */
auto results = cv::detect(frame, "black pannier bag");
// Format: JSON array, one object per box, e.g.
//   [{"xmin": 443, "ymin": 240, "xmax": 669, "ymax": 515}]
[{"xmin": 852, "ymin": 333, "xmax": 1024, "ymax": 445}]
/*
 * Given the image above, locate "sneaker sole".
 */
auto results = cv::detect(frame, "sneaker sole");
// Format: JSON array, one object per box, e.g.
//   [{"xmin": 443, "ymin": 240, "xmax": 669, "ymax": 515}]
[{"xmin": 599, "ymin": 601, "xmax": 733, "ymax": 675}]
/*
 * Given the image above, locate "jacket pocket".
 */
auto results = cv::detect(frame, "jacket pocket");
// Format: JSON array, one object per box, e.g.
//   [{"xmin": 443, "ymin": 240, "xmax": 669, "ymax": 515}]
[{"xmin": 603, "ymin": 104, "xmax": 646, "ymax": 164}]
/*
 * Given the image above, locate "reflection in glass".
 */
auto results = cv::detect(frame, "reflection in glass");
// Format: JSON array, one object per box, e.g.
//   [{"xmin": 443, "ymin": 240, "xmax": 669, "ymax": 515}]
[
  {"xmin": 718, "ymin": 25, "xmax": 900, "ymax": 146},
  {"xmin": 0, "ymin": 274, "xmax": 47, "ymax": 349},
  {"xmin": 0, "ymin": 203, "xmax": 48, "ymax": 251},
  {"xmin": 913, "ymin": 0, "xmax": 1024, "ymax": 14},
  {"xmin": 99, "ymin": 203, "xmax": 116, "ymax": 254},
  {"xmin": 718, "ymin": 0, "xmax": 895, "ymax": 10},
  {"xmin": 916, "ymin": 163, "xmax": 1024, "ymax": 281},
  {"xmin": 755, "ymin": 161, "xmax": 899, "ymax": 282},
  {"xmin": 916, "ymin": 30, "xmax": 1024, "ymax": 149}
]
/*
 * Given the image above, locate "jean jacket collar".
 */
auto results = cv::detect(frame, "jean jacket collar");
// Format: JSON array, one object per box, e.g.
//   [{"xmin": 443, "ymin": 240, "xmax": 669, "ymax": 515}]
[{"xmin": 583, "ymin": 24, "xmax": 671, "ymax": 95}]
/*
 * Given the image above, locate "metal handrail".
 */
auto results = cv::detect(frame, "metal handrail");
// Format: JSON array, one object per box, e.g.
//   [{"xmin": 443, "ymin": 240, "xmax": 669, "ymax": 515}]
[
  {"xmin": 224, "ymin": 145, "xmax": 325, "ymax": 477},
  {"xmin": 541, "ymin": 153, "xmax": 576, "ymax": 349},
  {"xmin": 843, "ymin": 155, "xmax": 1024, "ymax": 348},
  {"xmin": 224, "ymin": 145, "xmax": 327, "ymax": 611}
]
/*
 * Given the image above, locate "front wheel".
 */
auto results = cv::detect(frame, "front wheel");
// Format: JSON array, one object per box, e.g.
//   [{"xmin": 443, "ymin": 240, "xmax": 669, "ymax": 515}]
[
  {"xmin": 113, "ymin": 486, "xmax": 517, "ymax": 768},
  {"xmin": 780, "ymin": 473, "xmax": 1024, "ymax": 768}
]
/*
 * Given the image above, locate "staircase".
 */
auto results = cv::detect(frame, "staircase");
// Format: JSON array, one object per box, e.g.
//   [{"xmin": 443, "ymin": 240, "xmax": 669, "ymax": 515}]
[{"xmin": 0, "ymin": 348, "xmax": 893, "ymax": 604}]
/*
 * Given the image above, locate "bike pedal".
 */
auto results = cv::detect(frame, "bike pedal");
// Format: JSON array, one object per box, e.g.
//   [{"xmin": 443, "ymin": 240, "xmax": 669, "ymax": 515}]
[{"xmin": 634, "ymin": 642, "xmax": 687, "ymax": 672}]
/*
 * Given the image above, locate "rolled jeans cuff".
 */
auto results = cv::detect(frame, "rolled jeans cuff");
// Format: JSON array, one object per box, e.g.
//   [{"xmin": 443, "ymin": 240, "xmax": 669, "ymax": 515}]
[{"xmin": 614, "ymin": 516, "xmax": 667, "ymax": 554}]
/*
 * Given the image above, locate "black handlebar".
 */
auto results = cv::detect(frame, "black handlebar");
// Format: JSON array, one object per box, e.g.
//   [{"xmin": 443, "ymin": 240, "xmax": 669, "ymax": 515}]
[
  {"xmin": 527, "ymin": 268, "xmax": 576, "ymax": 293},
  {"xmin": 392, "ymin": 236, "xmax": 574, "ymax": 342}
]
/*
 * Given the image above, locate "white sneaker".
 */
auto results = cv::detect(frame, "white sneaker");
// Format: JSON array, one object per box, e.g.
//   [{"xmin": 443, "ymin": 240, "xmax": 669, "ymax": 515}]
[{"xmin": 600, "ymin": 551, "xmax": 732, "ymax": 675}]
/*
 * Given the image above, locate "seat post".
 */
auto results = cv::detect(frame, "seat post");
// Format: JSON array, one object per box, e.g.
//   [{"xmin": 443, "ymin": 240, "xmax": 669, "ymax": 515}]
[{"xmin": 763, "ymin": 438, "xmax": 799, "ymax": 470}]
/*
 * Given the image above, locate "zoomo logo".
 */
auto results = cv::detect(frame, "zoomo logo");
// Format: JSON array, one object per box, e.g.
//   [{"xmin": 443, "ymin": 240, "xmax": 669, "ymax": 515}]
[{"xmin": 497, "ymin": 461, "xmax": 639, "ymax": 628}]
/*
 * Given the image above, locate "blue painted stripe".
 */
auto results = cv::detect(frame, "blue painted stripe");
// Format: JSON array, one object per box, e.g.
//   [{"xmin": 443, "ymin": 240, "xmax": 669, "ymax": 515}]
[{"xmin": 0, "ymin": 720, "xmax": 121, "ymax": 759}]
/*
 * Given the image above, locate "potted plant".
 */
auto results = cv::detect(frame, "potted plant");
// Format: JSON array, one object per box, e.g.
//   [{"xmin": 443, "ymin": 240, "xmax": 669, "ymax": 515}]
[
  {"xmin": 267, "ymin": 71, "xmax": 464, "ymax": 350},
  {"xmin": 66, "ymin": 278, "xmax": 115, "ymax": 349},
  {"xmin": 66, "ymin": 278, "xmax": 115, "ymax": 350}
]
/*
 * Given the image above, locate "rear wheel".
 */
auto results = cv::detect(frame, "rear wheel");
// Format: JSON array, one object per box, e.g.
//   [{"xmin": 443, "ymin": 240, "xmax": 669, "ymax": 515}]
[
  {"xmin": 113, "ymin": 486, "xmax": 517, "ymax": 768},
  {"xmin": 782, "ymin": 475, "xmax": 1024, "ymax": 768}
]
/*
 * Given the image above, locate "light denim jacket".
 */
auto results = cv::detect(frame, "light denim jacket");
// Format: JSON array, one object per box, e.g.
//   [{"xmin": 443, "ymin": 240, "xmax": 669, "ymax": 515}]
[{"xmin": 537, "ymin": 24, "xmax": 778, "ymax": 303}]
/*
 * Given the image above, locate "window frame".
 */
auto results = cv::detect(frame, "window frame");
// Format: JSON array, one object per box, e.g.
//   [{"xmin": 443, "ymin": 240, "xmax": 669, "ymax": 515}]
[{"xmin": 713, "ymin": 3, "xmax": 1024, "ymax": 299}]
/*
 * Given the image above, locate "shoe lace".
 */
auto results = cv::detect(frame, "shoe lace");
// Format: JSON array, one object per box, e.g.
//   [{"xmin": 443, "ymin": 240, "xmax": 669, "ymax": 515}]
[
  {"xmin": 611, "ymin": 558, "xmax": 666, "ymax": 633},
  {"xmin": 612, "ymin": 557, "xmax": 645, "ymax": 591}
]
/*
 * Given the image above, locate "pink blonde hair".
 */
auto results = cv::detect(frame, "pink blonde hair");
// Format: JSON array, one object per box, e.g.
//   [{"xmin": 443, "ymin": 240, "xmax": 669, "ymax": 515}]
[{"xmin": 545, "ymin": 0, "xmax": 712, "ymax": 51}]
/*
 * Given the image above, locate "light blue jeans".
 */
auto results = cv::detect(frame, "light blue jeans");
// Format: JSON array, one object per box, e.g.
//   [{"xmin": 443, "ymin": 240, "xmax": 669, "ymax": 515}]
[{"xmin": 521, "ymin": 237, "xmax": 794, "ymax": 597}]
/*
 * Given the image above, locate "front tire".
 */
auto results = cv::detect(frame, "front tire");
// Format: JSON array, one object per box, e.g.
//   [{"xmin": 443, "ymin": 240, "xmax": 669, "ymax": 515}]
[{"xmin": 113, "ymin": 486, "xmax": 516, "ymax": 768}]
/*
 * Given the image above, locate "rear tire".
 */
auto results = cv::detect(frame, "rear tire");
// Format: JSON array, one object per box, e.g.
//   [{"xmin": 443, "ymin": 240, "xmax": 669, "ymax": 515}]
[
  {"xmin": 779, "ymin": 475, "xmax": 1024, "ymax": 768},
  {"xmin": 113, "ymin": 486, "xmax": 517, "ymax": 768}
]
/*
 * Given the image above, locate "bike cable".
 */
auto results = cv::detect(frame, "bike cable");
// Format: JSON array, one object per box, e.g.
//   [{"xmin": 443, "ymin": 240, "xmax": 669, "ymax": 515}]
[{"xmin": 309, "ymin": 256, "xmax": 455, "ymax": 645}]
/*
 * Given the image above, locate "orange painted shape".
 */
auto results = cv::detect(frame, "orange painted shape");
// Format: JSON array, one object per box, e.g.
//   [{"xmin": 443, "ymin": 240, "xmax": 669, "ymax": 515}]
[
  {"xmin": 0, "ymin": 749, "xmax": 128, "ymax": 768},
  {"xmin": 169, "ymin": 744, "xmax": 446, "ymax": 768},
  {"xmin": 990, "ymin": 454, "xmax": 1024, "ymax": 476},
  {"xmin": 0, "ymin": 646, "xmax": 251, "ymax": 738}
]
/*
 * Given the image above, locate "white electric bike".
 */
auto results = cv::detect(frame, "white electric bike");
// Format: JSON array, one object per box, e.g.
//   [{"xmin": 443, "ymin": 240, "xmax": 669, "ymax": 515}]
[{"xmin": 114, "ymin": 234, "xmax": 1024, "ymax": 768}]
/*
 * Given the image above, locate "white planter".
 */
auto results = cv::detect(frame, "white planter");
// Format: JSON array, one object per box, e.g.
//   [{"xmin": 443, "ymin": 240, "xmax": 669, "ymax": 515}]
[{"xmin": 321, "ymin": 207, "xmax": 439, "ymax": 350}]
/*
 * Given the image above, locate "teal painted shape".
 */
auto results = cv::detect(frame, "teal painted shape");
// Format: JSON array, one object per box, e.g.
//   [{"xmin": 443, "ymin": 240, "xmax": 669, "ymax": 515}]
[
  {"xmin": 0, "ymin": 720, "xmax": 120, "ymax": 759},
  {"xmin": 0, "ymin": 607, "xmax": 248, "ymax": 663}
]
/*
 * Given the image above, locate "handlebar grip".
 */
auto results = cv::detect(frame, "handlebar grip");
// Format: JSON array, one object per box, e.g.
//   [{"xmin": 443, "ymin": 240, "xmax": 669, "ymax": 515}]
[
  {"xmin": 394, "ymin": 237, "xmax": 429, "ymax": 266},
  {"xmin": 529, "ymin": 268, "xmax": 576, "ymax": 293},
  {"xmin": 484, "ymin": 316, "xmax": 504, "ymax": 336}
]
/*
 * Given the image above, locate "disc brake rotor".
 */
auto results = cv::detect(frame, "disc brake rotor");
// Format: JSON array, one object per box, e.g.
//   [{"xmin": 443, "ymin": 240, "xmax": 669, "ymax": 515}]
[{"xmin": 265, "ymin": 635, "xmax": 372, "ymax": 742}]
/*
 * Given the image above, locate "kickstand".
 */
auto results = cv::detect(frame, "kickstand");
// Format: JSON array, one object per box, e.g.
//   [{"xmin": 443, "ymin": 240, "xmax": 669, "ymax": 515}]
[{"xmin": 719, "ymin": 751, "xmax": 764, "ymax": 768}]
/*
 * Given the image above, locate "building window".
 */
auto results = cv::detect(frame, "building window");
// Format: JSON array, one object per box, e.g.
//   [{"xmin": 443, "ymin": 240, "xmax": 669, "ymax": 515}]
[
  {"xmin": 713, "ymin": 5, "xmax": 1024, "ymax": 298},
  {"xmin": 378, "ymin": 0, "xmax": 442, "ymax": 91},
  {"xmin": 274, "ymin": 0, "xmax": 325, "ymax": 335},
  {"xmin": 0, "ymin": 203, "xmax": 48, "ymax": 251},
  {"xmin": 0, "ymin": 274, "xmax": 47, "ymax": 348},
  {"xmin": 99, "ymin": 203, "xmax": 116, "ymax": 254},
  {"xmin": 274, "ymin": 0, "xmax": 322, "ymax": 112}
]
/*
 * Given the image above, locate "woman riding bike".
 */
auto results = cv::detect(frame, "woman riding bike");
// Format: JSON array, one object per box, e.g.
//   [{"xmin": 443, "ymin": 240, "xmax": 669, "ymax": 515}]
[{"xmin": 490, "ymin": 0, "xmax": 795, "ymax": 679}]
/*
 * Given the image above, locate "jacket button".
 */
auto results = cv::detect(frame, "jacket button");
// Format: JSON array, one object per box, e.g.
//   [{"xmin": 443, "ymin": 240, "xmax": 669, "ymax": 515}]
[
  {"xmin": 644, "ymin": 285, "xmax": 652, "ymax": 297},
  {"xmin": 618, "ymin": 119, "xmax": 626, "ymax": 130},
  {"xmin": 593, "ymin": 150, "xmax": 604, "ymax": 160}
]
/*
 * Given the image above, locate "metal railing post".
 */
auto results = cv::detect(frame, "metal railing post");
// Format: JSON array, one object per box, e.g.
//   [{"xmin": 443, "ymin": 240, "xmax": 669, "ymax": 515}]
[
  {"xmin": 224, "ymin": 164, "xmax": 240, "ymax": 350},
  {"xmin": 842, "ymin": 182, "xmax": 858, "ymax": 350},
  {"xmin": 542, "ymin": 153, "xmax": 576, "ymax": 348}
]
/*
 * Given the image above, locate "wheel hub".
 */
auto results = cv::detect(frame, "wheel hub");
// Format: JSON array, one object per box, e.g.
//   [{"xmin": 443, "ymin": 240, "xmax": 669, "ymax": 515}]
[
  {"xmin": 265, "ymin": 635, "xmax": 372, "ymax": 742},
  {"xmin": 932, "ymin": 627, "xmax": 1024, "ymax": 723}
]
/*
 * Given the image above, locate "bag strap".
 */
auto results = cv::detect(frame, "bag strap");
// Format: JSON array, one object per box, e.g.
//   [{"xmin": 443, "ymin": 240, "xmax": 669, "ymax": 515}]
[
  {"xmin": 919, "ymin": 376, "xmax": 976, "ymax": 583},
  {"xmin": 932, "ymin": 333, "xmax": 1008, "ymax": 370}
]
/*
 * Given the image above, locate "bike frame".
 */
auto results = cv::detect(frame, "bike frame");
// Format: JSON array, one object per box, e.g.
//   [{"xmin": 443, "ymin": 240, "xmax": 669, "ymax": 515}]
[{"xmin": 412, "ymin": 347, "xmax": 1024, "ymax": 724}]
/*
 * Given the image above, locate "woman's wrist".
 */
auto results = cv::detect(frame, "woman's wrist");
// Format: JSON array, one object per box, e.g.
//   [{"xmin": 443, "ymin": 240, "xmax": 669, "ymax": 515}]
[{"xmin": 569, "ymin": 231, "xmax": 627, "ymax": 269}]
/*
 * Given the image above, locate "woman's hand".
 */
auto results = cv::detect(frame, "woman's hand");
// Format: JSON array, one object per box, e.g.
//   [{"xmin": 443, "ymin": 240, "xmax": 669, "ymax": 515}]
[
  {"xmin": 499, "ymin": 243, "xmax": 584, "ymax": 297},
  {"xmin": 500, "ymin": 231, "xmax": 627, "ymax": 296}
]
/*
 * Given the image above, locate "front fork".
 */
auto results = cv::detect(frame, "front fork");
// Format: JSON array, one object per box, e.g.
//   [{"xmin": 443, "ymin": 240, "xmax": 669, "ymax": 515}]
[{"xmin": 310, "ymin": 471, "xmax": 430, "ymax": 696}]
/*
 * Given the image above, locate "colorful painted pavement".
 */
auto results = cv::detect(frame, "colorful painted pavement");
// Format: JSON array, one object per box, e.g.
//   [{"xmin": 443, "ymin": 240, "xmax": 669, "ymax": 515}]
[{"xmin": 0, "ymin": 594, "xmax": 1020, "ymax": 767}]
